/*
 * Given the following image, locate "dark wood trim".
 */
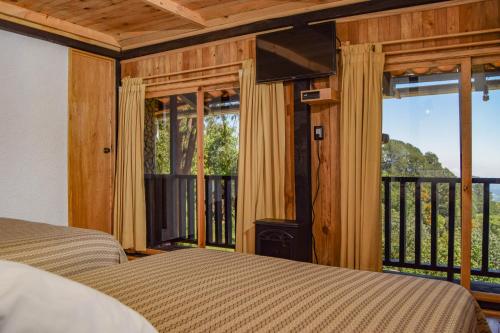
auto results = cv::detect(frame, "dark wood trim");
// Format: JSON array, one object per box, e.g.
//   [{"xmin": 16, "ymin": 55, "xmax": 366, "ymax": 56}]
[
  {"xmin": 294, "ymin": 79, "xmax": 312, "ymax": 263},
  {"xmin": 121, "ymin": 0, "xmax": 449, "ymax": 59},
  {"xmin": 115, "ymin": 59, "xmax": 121, "ymax": 147},
  {"xmin": 0, "ymin": 18, "xmax": 120, "ymax": 58}
]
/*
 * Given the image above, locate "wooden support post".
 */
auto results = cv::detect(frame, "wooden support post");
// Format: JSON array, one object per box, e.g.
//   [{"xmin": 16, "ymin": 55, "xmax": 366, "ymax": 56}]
[
  {"xmin": 197, "ymin": 89, "xmax": 206, "ymax": 248},
  {"xmin": 460, "ymin": 58, "xmax": 472, "ymax": 290}
]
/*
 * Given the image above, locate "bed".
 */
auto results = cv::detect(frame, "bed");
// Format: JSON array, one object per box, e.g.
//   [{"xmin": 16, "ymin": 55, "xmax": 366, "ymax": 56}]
[
  {"xmin": 0, "ymin": 218, "xmax": 127, "ymax": 277},
  {"xmin": 72, "ymin": 248, "xmax": 490, "ymax": 333}
]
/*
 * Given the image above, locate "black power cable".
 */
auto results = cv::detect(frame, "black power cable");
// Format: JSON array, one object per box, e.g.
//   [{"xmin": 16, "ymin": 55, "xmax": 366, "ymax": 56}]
[{"xmin": 311, "ymin": 140, "xmax": 321, "ymax": 264}]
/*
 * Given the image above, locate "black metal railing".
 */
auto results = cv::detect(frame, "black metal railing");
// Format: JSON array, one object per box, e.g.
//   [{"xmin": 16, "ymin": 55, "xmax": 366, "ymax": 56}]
[
  {"xmin": 145, "ymin": 174, "xmax": 237, "ymax": 249},
  {"xmin": 205, "ymin": 176, "xmax": 238, "ymax": 248},
  {"xmin": 382, "ymin": 176, "xmax": 500, "ymax": 282}
]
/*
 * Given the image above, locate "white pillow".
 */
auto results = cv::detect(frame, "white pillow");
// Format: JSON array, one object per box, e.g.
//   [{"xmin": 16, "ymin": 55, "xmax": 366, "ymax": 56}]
[{"xmin": 0, "ymin": 260, "xmax": 158, "ymax": 333}]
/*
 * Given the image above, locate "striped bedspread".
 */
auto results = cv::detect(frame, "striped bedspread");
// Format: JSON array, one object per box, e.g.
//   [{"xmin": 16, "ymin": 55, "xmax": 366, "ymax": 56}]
[
  {"xmin": 0, "ymin": 218, "xmax": 127, "ymax": 277},
  {"xmin": 72, "ymin": 248, "xmax": 490, "ymax": 333}
]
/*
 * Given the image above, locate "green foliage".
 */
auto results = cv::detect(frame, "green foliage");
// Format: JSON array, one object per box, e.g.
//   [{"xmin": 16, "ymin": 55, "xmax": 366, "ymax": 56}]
[
  {"xmin": 382, "ymin": 139, "xmax": 500, "ymax": 285},
  {"xmin": 147, "ymin": 99, "xmax": 239, "ymax": 176},
  {"xmin": 155, "ymin": 120, "xmax": 170, "ymax": 174},
  {"xmin": 382, "ymin": 140, "xmax": 455, "ymax": 177},
  {"xmin": 203, "ymin": 114, "xmax": 239, "ymax": 175}
]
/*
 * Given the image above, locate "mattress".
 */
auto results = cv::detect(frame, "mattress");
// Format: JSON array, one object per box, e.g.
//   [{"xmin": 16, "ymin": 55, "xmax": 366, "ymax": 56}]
[
  {"xmin": 0, "ymin": 218, "xmax": 127, "ymax": 277},
  {"xmin": 72, "ymin": 248, "xmax": 490, "ymax": 333}
]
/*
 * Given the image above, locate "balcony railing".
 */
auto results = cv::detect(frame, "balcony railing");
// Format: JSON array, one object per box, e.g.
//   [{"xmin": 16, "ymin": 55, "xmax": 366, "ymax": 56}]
[
  {"xmin": 144, "ymin": 174, "xmax": 237, "ymax": 249},
  {"xmin": 382, "ymin": 176, "xmax": 500, "ymax": 282}
]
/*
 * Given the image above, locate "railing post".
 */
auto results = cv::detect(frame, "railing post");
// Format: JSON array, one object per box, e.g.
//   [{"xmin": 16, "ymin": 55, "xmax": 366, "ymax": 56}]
[
  {"xmin": 447, "ymin": 182, "xmax": 456, "ymax": 282},
  {"xmin": 383, "ymin": 178, "xmax": 392, "ymax": 262},
  {"xmin": 414, "ymin": 180, "xmax": 421, "ymax": 266},
  {"xmin": 481, "ymin": 182, "xmax": 490, "ymax": 275},
  {"xmin": 224, "ymin": 177, "xmax": 233, "ymax": 247},
  {"xmin": 430, "ymin": 181, "xmax": 438, "ymax": 268},
  {"xmin": 215, "ymin": 176, "xmax": 223, "ymax": 245},
  {"xmin": 205, "ymin": 177, "xmax": 212, "ymax": 244},
  {"xmin": 399, "ymin": 181, "xmax": 406, "ymax": 265}
]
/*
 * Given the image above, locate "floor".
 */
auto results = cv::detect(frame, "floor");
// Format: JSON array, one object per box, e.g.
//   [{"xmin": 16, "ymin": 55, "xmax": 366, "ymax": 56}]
[{"xmin": 488, "ymin": 317, "xmax": 500, "ymax": 333}]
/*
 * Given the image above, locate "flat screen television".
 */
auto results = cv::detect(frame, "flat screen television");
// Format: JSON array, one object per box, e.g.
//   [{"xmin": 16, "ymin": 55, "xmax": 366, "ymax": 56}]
[{"xmin": 256, "ymin": 22, "xmax": 336, "ymax": 83}]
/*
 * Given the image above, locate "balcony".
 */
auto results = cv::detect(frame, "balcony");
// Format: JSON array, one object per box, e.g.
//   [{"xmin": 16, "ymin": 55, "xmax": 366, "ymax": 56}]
[
  {"xmin": 382, "ymin": 176, "xmax": 500, "ymax": 293},
  {"xmin": 144, "ymin": 174, "xmax": 237, "ymax": 249}
]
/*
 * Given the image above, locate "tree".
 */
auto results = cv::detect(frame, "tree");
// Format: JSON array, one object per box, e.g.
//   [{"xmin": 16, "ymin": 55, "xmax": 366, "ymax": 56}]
[
  {"xmin": 203, "ymin": 114, "xmax": 239, "ymax": 175},
  {"xmin": 382, "ymin": 139, "xmax": 500, "ymax": 284}
]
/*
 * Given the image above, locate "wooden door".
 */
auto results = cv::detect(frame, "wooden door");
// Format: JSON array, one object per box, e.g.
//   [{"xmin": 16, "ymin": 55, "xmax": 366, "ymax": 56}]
[{"xmin": 68, "ymin": 49, "xmax": 115, "ymax": 233}]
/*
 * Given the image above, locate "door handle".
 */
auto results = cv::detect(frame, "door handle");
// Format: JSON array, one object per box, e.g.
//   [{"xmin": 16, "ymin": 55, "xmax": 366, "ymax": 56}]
[{"xmin": 103, "ymin": 147, "xmax": 111, "ymax": 154}]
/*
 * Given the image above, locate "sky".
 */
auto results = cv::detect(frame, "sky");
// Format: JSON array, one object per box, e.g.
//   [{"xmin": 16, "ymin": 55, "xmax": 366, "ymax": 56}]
[{"xmin": 383, "ymin": 81, "xmax": 500, "ymax": 179}]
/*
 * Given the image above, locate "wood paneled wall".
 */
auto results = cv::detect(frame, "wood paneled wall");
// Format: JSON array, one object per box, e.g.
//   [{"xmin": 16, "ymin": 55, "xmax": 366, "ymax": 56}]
[
  {"xmin": 121, "ymin": 37, "xmax": 255, "ymax": 79},
  {"xmin": 310, "ymin": 76, "xmax": 341, "ymax": 266},
  {"xmin": 121, "ymin": 36, "xmax": 296, "ymax": 221},
  {"xmin": 310, "ymin": 0, "xmax": 499, "ymax": 265},
  {"xmin": 121, "ymin": 0, "xmax": 499, "ymax": 263},
  {"xmin": 336, "ymin": 0, "xmax": 499, "ymax": 50}
]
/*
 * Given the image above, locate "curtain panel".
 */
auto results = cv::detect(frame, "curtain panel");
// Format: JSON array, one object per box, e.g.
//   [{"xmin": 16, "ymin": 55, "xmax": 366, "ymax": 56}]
[
  {"xmin": 339, "ymin": 44, "xmax": 385, "ymax": 271},
  {"xmin": 113, "ymin": 77, "xmax": 147, "ymax": 251},
  {"xmin": 235, "ymin": 60, "xmax": 287, "ymax": 254}
]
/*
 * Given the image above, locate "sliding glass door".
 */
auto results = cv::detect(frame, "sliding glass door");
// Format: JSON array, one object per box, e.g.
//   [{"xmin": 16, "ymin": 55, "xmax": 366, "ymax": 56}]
[
  {"xmin": 144, "ymin": 92, "xmax": 200, "ymax": 247},
  {"xmin": 381, "ymin": 57, "xmax": 500, "ymax": 295},
  {"xmin": 381, "ymin": 64, "xmax": 463, "ymax": 282},
  {"xmin": 143, "ymin": 88, "xmax": 241, "ymax": 249},
  {"xmin": 471, "ymin": 60, "xmax": 500, "ymax": 293}
]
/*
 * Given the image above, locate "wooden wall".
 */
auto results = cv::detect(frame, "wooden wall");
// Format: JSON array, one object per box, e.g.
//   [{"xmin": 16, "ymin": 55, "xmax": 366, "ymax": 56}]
[
  {"xmin": 121, "ymin": 0, "xmax": 499, "ymax": 263},
  {"xmin": 310, "ymin": 0, "xmax": 499, "ymax": 265},
  {"xmin": 121, "ymin": 37, "xmax": 255, "ymax": 79},
  {"xmin": 336, "ymin": 0, "xmax": 499, "ymax": 49},
  {"xmin": 121, "ymin": 37, "xmax": 296, "ymax": 221}
]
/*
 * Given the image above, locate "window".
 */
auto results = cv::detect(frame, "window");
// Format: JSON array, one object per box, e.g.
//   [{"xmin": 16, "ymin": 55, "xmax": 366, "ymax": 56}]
[
  {"xmin": 144, "ymin": 89, "xmax": 240, "ymax": 249},
  {"xmin": 381, "ymin": 66, "xmax": 462, "ymax": 281},
  {"xmin": 471, "ymin": 62, "xmax": 500, "ymax": 289}
]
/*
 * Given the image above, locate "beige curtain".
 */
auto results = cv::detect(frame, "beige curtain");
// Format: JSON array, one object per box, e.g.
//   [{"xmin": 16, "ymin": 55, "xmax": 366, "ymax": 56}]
[
  {"xmin": 340, "ymin": 44, "xmax": 385, "ymax": 271},
  {"xmin": 235, "ymin": 60, "xmax": 286, "ymax": 254},
  {"xmin": 113, "ymin": 77, "xmax": 147, "ymax": 251}
]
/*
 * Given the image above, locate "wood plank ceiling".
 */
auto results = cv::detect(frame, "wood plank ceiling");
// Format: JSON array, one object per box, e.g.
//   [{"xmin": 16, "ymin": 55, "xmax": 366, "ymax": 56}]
[{"xmin": 0, "ymin": 0, "xmax": 367, "ymax": 50}]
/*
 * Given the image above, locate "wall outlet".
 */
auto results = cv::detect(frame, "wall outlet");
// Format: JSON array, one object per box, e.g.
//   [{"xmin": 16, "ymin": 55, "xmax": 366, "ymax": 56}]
[{"xmin": 314, "ymin": 126, "xmax": 324, "ymax": 140}]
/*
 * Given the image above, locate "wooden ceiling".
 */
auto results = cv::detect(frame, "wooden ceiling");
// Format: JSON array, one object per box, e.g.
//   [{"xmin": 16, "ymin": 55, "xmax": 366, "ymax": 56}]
[{"xmin": 0, "ymin": 0, "xmax": 369, "ymax": 51}]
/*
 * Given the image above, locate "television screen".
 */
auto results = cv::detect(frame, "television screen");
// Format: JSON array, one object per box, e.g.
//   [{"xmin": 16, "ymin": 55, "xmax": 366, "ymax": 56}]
[{"xmin": 256, "ymin": 22, "xmax": 336, "ymax": 83}]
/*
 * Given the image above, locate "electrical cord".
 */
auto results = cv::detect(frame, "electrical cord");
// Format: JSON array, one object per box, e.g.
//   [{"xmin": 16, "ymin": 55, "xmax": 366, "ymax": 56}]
[
  {"xmin": 336, "ymin": 35, "xmax": 342, "ymax": 49},
  {"xmin": 311, "ymin": 139, "xmax": 321, "ymax": 264}
]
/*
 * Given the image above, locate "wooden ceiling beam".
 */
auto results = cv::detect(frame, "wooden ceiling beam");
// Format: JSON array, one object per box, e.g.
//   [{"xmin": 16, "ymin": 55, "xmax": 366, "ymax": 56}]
[
  {"xmin": 0, "ymin": 1, "xmax": 120, "ymax": 50},
  {"xmin": 121, "ymin": 0, "xmax": 452, "ymax": 59},
  {"xmin": 142, "ymin": 0, "xmax": 207, "ymax": 27}
]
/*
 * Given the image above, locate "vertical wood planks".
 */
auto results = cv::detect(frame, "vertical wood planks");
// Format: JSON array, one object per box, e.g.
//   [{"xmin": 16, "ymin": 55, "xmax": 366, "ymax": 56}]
[
  {"xmin": 197, "ymin": 89, "xmax": 206, "ymax": 248},
  {"xmin": 460, "ymin": 58, "xmax": 472, "ymax": 290},
  {"xmin": 68, "ymin": 49, "xmax": 115, "ymax": 234}
]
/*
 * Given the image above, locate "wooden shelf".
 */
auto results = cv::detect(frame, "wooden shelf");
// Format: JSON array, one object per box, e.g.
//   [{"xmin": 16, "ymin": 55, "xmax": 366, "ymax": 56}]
[{"xmin": 300, "ymin": 87, "xmax": 339, "ymax": 105}]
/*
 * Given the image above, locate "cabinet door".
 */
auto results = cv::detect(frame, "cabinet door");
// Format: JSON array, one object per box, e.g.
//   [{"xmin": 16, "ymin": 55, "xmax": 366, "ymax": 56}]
[{"xmin": 68, "ymin": 49, "xmax": 115, "ymax": 233}]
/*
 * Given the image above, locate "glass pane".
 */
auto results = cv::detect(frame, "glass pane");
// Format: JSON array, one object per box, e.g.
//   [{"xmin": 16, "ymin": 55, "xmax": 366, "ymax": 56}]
[
  {"xmin": 203, "ymin": 89, "xmax": 240, "ymax": 176},
  {"xmin": 381, "ymin": 66, "xmax": 461, "ymax": 281},
  {"xmin": 471, "ymin": 62, "xmax": 500, "ymax": 291},
  {"xmin": 203, "ymin": 89, "xmax": 240, "ymax": 247},
  {"xmin": 144, "ymin": 93, "xmax": 198, "ymax": 248},
  {"xmin": 145, "ymin": 97, "xmax": 170, "ymax": 174},
  {"xmin": 175, "ymin": 93, "xmax": 198, "ymax": 175}
]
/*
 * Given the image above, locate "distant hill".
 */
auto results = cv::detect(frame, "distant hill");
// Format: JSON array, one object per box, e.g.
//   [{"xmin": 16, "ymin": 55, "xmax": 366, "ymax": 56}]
[
  {"xmin": 382, "ymin": 139, "xmax": 456, "ymax": 177},
  {"xmin": 492, "ymin": 187, "xmax": 500, "ymax": 202}
]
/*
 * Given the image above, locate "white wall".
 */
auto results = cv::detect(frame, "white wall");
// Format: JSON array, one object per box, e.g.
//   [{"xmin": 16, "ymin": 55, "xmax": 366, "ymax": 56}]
[{"xmin": 0, "ymin": 30, "xmax": 68, "ymax": 226}]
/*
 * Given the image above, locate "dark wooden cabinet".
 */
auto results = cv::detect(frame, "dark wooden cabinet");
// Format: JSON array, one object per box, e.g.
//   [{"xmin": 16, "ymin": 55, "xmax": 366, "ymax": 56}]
[{"xmin": 255, "ymin": 219, "xmax": 310, "ymax": 262}]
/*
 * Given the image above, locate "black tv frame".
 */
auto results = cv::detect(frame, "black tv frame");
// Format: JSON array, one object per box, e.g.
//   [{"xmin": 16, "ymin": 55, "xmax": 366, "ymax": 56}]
[{"xmin": 256, "ymin": 22, "xmax": 336, "ymax": 83}]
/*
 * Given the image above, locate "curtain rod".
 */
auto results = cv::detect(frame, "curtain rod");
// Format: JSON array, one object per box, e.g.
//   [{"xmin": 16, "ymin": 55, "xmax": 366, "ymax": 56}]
[
  {"xmin": 145, "ymin": 70, "xmax": 240, "ymax": 88},
  {"xmin": 381, "ymin": 28, "xmax": 500, "ymax": 46},
  {"xmin": 385, "ymin": 39, "xmax": 500, "ymax": 56},
  {"xmin": 140, "ymin": 61, "xmax": 243, "ymax": 81}
]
